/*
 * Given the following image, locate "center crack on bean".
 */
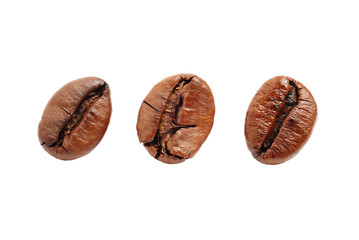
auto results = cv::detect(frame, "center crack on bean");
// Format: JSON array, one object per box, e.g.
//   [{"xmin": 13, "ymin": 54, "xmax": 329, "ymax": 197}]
[
  {"xmin": 257, "ymin": 81, "xmax": 298, "ymax": 156},
  {"xmin": 144, "ymin": 77, "xmax": 197, "ymax": 159},
  {"xmin": 47, "ymin": 83, "xmax": 107, "ymax": 150}
]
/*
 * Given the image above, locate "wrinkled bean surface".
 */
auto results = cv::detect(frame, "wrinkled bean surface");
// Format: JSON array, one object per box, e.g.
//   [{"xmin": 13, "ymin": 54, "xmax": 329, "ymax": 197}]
[{"xmin": 137, "ymin": 74, "xmax": 215, "ymax": 164}]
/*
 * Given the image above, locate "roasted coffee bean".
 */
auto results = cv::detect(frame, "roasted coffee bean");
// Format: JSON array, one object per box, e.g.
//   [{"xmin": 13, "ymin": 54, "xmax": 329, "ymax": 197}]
[
  {"xmin": 137, "ymin": 74, "xmax": 215, "ymax": 164},
  {"xmin": 245, "ymin": 76, "xmax": 317, "ymax": 165},
  {"xmin": 38, "ymin": 77, "xmax": 112, "ymax": 160}
]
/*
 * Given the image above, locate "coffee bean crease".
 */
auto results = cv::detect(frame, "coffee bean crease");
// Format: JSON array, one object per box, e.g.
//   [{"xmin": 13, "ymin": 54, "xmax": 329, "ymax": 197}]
[
  {"xmin": 257, "ymin": 80, "xmax": 298, "ymax": 156},
  {"xmin": 47, "ymin": 83, "xmax": 107, "ymax": 150},
  {"xmin": 144, "ymin": 76, "xmax": 198, "ymax": 160},
  {"xmin": 245, "ymin": 76, "xmax": 317, "ymax": 164}
]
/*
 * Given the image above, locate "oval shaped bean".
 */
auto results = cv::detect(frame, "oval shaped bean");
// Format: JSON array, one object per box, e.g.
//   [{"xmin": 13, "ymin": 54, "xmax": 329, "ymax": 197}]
[
  {"xmin": 38, "ymin": 77, "xmax": 112, "ymax": 160},
  {"xmin": 137, "ymin": 74, "xmax": 215, "ymax": 164},
  {"xmin": 245, "ymin": 76, "xmax": 317, "ymax": 164}
]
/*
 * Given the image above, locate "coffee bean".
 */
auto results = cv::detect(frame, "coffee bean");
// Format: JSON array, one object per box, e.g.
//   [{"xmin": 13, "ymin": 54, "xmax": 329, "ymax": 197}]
[
  {"xmin": 245, "ymin": 76, "xmax": 317, "ymax": 165},
  {"xmin": 38, "ymin": 77, "xmax": 112, "ymax": 160},
  {"xmin": 137, "ymin": 74, "xmax": 215, "ymax": 164}
]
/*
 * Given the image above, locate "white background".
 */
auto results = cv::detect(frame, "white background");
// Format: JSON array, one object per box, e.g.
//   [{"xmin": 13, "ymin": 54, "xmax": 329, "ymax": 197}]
[{"xmin": 0, "ymin": 0, "xmax": 358, "ymax": 239}]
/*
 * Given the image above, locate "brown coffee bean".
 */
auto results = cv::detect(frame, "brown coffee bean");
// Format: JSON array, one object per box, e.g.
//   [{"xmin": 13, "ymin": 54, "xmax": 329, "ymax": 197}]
[
  {"xmin": 137, "ymin": 74, "xmax": 215, "ymax": 164},
  {"xmin": 38, "ymin": 77, "xmax": 112, "ymax": 160},
  {"xmin": 245, "ymin": 76, "xmax": 317, "ymax": 165}
]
